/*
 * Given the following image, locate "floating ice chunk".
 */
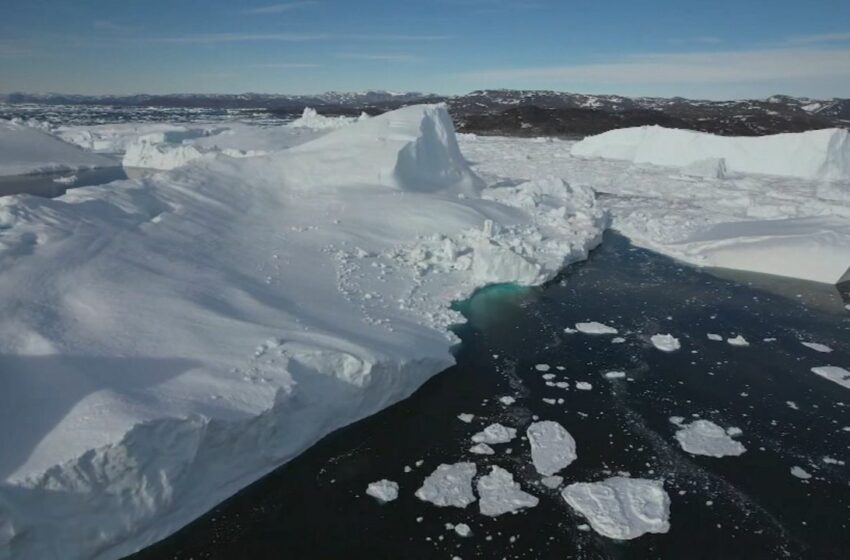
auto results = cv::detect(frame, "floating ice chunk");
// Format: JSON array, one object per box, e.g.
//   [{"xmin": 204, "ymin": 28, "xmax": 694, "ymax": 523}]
[
  {"xmin": 454, "ymin": 523, "xmax": 472, "ymax": 537},
  {"xmin": 457, "ymin": 413, "xmax": 475, "ymax": 423},
  {"xmin": 477, "ymin": 466, "xmax": 539, "ymax": 517},
  {"xmin": 674, "ymin": 420, "xmax": 746, "ymax": 457},
  {"xmin": 469, "ymin": 443, "xmax": 495, "ymax": 455},
  {"xmin": 604, "ymin": 371, "xmax": 626, "ymax": 380},
  {"xmin": 823, "ymin": 456, "xmax": 846, "ymax": 466},
  {"xmin": 575, "ymin": 382, "xmax": 593, "ymax": 391},
  {"xmin": 564, "ymin": 328, "xmax": 578, "ymax": 334},
  {"xmin": 499, "ymin": 396, "xmax": 516, "ymax": 406},
  {"xmin": 527, "ymin": 421, "xmax": 577, "ymax": 476},
  {"xmin": 707, "ymin": 333, "xmax": 723, "ymax": 341},
  {"xmin": 801, "ymin": 342, "xmax": 833, "ymax": 353},
  {"xmin": 611, "ymin": 337, "xmax": 626, "ymax": 344},
  {"xmin": 727, "ymin": 335, "xmax": 750, "ymax": 347},
  {"xmin": 366, "ymin": 479, "xmax": 399, "ymax": 503},
  {"xmin": 651, "ymin": 334, "xmax": 681, "ymax": 352},
  {"xmin": 790, "ymin": 466, "xmax": 812, "ymax": 480},
  {"xmin": 576, "ymin": 322, "xmax": 619, "ymax": 335},
  {"xmin": 415, "ymin": 463, "xmax": 477, "ymax": 508},
  {"xmin": 562, "ymin": 477, "xmax": 671, "ymax": 540},
  {"xmin": 472, "ymin": 423, "xmax": 517, "ymax": 444},
  {"xmin": 811, "ymin": 366, "xmax": 850, "ymax": 389},
  {"xmin": 535, "ymin": 364, "xmax": 551, "ymax": 372},
  {"xmin": 541, "ymin": 476, "xmax": 564, "ymax": 489},
  {"xmin": 669, "ymin": 416, "xmax": 685, "ymax": 426}
]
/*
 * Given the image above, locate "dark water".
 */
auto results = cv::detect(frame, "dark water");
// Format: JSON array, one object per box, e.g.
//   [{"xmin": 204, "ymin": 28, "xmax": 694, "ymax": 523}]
[
  {"xmin": 129, "ymin": 233, "xmax": 850, "ymax": 560},
  {"xmin": 0, "ymin": 167, "xmax": 130, "ymax": 198}
]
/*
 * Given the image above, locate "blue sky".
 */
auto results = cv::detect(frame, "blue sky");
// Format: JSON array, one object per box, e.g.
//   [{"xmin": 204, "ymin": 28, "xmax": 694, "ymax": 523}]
[{"xmin": 1, "ymin": 0, "xmax": 850, "ymax": 99}]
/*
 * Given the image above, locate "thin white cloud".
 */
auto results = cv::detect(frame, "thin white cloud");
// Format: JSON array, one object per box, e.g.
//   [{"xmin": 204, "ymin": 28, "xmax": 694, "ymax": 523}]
[
  {"xmin": 668, "ymin": 36, "xmax": 723, "ymax": 45},
  {"xmin": 150, "ymin": 32, "xmax": 331, "ymax": 44},
  {"xmin": 242, "ymin": 2, "xmax": 319, "ymax": 15},
  {"xmin": 786, "ymin": 31, "xmax": 850, "ymax": 45},
  {"xmin": 146, "ymin": 32, "xmax": 445, "ymax": 45},
  {"xmin": 347, "ymin": 34, "xmax": 449, "ymax": 41},
  {"xmin": 337, "ymin": 53, "xmax": 422, "ymax": 62},
  {"xmin": 461, "ymin": 48, "xmax": 850, "ymax": 85},
  {"xmin": 93, "ymin": 20, "xmax": 132, "ymax": 32},
  {"xmin": 252, "ymin": 62, "xmax": 321, "ymax": 68}
]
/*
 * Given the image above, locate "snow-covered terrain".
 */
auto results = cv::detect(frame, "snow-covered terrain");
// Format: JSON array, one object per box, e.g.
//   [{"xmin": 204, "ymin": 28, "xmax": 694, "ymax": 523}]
[
  {"xmin": 2, "ymin": 103, "xmax": 850, "ymax": 559},
  {"xmin": 0, "ymin": 105, "xmax": 607, "ymax": 560},
  {"xmin": 0, "ymin": 120, "xmax": 116, "ymax": 176},
  {"xmin": 459, "ymin": 129, "xmax": 850, "ymax": 284}
]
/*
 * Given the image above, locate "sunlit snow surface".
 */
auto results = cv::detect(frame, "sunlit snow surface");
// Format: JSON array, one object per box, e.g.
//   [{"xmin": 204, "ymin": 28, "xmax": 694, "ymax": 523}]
[{"xmin": 2, "ymin": 106, "xmax": 850, "ymax": 559}]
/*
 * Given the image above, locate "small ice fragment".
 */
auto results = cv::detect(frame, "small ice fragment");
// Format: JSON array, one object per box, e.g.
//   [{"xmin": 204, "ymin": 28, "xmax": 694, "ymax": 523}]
[
  {"xmin": 470, "ymin": 443, "xmax": 495, "ymax": 455},
  {"xmin": 541, "ymin": 476, "xmax": 563, "ymax": 489},
  {"xmin": 651, "ymin": 334, "xmax": 681, "ymax": 352},
  {"xmin": 611, "ymin": 337, "xmax": 626, "ymax": 344},
  {"xmin": 454, "ymin": 523, "xmax": 472, "ymax": 537},
  {"xmin": 811, "ymin": 366, "xmax": 850, "ymax": 389},
  {"xmin": 564, "ymin": 328, "xmax": 578, "ymax": 334},
  {"xmin": 542, "ymin": 373, "xmax": 556, "ymax": 380},
  {"xmin": 577, "ymin": 524, "xmax": 591, "ymax": 532},
  {"xmin": 366, "ymin": 479, "xmax": 399, "ymax": 503},
  {"xmin": 786, "ymin": 401, "xmax": 799, "ymax": 410},
  {"xmin": 477, "ymin": 466, "xmax": 539, "ymax": 517},
  {"xmin": 457, "ymin": 413, "xmax": 475, "ymax": 423},
  {"xmin": 575, "ymin": 382, "xmax": 593, "ymax": 391},
  {"xmin": 542, "ymin": 398, "xmax": 557, "ymax": 405},
  {"xmin": 727, "ymin": 335, "xmax": 750, "ymax": 347},
  {"xmin": 472, "ymin": 423, "xmax": 517, "ymax": 444},
  {"xmin": 535, "ymin": 364, "xmax": 551, "ymax": 372},
  {"xmin": 801, "ymin": 342, "xmax": 832, "ymax": 353},
  {"xmin": 674, "ymin": 420, "xmax": 746, "ymax": 457},
  {"xmin": 707, "ymin": 334, "xmax": 723, "ymax": 341},
  {"xmin": 415, "ymin": 463, "xmax": 477, "ymax": 508},
  {"xmin": 576, "ymin": 322, "xmax": 618, "ymax": 335},
  {"xmin": 499, "ymin": 396, "xmax": 516, "ymax": 406},
  {"xmin": 726, "ymin": 427, "xmax": 743, "ymax": 437},
  {"xmin": 823, "ymin": 456, "xmax": 846, "ymax": 466},
  {"xmin": 562, "ymin": 477, "xmax": 670, "ymax": 540},
  {"xmin": 790, "ymin": 466, "xmax": 812, "ymax": 480},
  {"xmin": 604, "ymin": 371, "xmax": 626, "ymax": 379},
  {"xmin": 527, "ymin": 421, "xmax": 577, "ymax": 476},
  {"xmin": 669, "ymin": 416, "xmax": 685, "ymax": 426}
]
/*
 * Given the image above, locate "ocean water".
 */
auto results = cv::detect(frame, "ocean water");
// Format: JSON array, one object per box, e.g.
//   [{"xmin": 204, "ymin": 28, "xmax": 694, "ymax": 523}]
[{"xmin": 128, "ymin": 233, "xmax": 850, "ymax": 559}]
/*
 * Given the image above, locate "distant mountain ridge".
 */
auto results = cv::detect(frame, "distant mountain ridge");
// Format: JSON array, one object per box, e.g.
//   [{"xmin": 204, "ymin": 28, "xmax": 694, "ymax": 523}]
[{"xmin": 2, "ymin": 89, "xmax": 848, "ymax": 137}]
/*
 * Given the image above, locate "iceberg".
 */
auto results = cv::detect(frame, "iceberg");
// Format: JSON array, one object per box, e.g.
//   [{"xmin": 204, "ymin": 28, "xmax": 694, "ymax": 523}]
[
  {"xmin": 571, "ymin": 126, "xmax": 850, "ymax": 181},
  {"xmin": 0, "ymin": 104, "xmax": 606, "ymax": 559}
]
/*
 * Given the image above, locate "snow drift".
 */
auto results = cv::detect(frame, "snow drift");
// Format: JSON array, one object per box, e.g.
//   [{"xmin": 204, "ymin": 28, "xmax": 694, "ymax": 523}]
[
  {"xmin": 0, "ymin": 120, "xmax": 116, "ymax": 176},
  {"xmin": 571, "ymin": 126, "xmax": 850, "ymax": 181},
  {"xmin": 0, "ymin": 105, "xmax": 605, "ymax": 560}
]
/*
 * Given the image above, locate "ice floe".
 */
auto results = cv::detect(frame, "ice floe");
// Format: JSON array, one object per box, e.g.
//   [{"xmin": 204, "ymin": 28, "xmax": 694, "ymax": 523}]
[
  {"xmin": 801, "ymin": 342, "xmax": 832, "ymax": 353},
  {"xmin": 562, "ymin": 477, "xmax": 671, "ymax": 540},
  {"xmin": 651, "ymin": 334, "xmax": 681, "ymax": 352},
  {"xmin": 575, "ymin": 322, "xmax": 619, "ymax": 335},
  {"xmin": 674, "ymin": 420, "xmax": 746, "ymax": 457},
  {"xmin": 416, "ymin": 463, "xmax": 478, "ymax": 508},
  {"xmin": 366, "ymin": 479, "xmax": 399, "ymax": 503},
  {"xmin": 811, "ymin": 366, "xmax": 850, "ymax": 389},
  {"xmin": 472, "ymin": 423, "xmax": 517, "ymax": 445},
  {"xmin": 527, "ymin": 421, "xmax": 577, "ymax": 476},
  {"xmin": 477, "ymin": 466, "xmax": 539, "ymax": 517}
]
